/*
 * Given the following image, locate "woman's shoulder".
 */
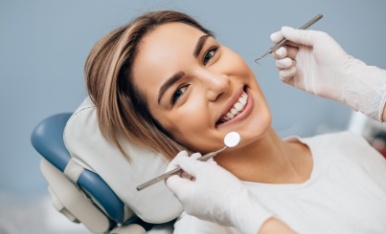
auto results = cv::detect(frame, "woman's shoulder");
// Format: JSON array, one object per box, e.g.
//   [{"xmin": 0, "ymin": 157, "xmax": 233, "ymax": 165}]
[
  {"xmin": 296, "ymin": 131, "xmax": 370, "ymax": 149},
  {"xmin": 285, "ymin": 131, "xmax": 379, "ymax": 161},
  {"xmin": 301, "ymin": 131, "xmax": 385, "ymax": 168}
]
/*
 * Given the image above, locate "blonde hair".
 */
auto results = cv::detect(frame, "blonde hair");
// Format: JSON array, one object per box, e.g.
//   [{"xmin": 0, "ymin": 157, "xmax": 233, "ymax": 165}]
[{"xmin": 85, "ymin": 10, "xmax": 213, "ymax": 159}]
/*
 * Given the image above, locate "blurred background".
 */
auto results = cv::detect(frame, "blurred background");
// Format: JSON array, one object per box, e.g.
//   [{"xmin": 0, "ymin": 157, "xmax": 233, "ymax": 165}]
[{"xmin": 1, "ymin": 0, "xmax": 386, "ymax": 233}]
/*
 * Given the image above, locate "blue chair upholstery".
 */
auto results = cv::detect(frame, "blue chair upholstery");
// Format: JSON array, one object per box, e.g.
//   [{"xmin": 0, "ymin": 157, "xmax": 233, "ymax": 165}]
[{"xmin": 31, "ymin": 113, "xmax": 154, "ymax": 233}]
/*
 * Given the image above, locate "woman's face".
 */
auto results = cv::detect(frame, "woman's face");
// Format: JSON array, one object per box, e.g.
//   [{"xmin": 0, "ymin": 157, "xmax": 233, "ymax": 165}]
[{"xmin": 132, "ymin": 22, "xmax": 271, "ymax": 153}]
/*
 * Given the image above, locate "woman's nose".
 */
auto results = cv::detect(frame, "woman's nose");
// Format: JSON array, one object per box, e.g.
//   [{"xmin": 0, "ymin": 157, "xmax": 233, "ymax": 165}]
[{"xmin": 200, "ymin": 70, "xmax": 229, "ymax": 101}]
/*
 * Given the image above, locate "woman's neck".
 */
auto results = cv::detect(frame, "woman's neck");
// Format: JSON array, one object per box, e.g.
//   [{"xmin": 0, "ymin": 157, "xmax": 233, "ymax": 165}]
[{"xmin": 215, "ymin": 128, "xmax": 312, "ymax": 184}]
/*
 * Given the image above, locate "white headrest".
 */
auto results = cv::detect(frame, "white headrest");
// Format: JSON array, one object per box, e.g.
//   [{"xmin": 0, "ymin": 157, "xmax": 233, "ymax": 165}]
[{"xmin": 63, "ymin": 97, "xmax": 183, "ymax": 223}]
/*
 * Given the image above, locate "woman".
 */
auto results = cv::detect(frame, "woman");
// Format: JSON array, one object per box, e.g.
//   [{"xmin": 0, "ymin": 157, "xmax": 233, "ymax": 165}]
[{"xmin": 85, "ymin": 10, "xmax": 386, "ymax": 233}]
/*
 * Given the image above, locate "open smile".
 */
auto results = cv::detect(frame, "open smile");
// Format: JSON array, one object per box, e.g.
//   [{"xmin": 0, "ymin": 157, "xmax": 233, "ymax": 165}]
[
  {"xmin": 220, "ymin": 91, "xmax": 248, "ymax": 122},
  {"xmin": 216, "ymin": 87, "xmax": 252, "ymax": 127}
]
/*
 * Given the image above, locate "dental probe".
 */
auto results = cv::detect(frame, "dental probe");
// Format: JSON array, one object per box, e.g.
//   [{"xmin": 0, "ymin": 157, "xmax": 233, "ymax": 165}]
[
  {"xmin": 136, "ymin": 132, "xmax": 241, "ymax": 191},
  {"xmin": 254, "ymin": 13, "xmax": 323, "ymax": 63}
]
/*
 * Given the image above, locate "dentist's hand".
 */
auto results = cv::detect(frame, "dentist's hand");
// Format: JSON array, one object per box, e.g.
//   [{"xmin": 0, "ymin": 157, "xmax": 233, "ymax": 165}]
[
  {"xmin": 271, "ymin": 27, "xmax": 386, "ymax": 121},
  {"xmin": 165, "ymin": 151, "xmax": 278, "ymax": 234}
]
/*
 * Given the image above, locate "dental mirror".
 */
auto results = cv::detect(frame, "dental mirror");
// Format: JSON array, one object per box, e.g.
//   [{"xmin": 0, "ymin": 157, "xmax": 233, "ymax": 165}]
[
  {"xmin": 199, "ymin": 131, "xmax": 240, "ymax": 161},
  {"xmin": 224, "ymin": 131, "xmax": 241, "ymax": 147},
  {"xmin": 136, "ymin": 131, "xmax": 241, "ymax": 191}
]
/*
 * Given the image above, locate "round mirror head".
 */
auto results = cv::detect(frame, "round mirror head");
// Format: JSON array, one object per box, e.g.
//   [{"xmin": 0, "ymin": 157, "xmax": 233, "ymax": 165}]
[{"xmin": 224, "ymin": 132, "xmax": 240, "ymax": 148}]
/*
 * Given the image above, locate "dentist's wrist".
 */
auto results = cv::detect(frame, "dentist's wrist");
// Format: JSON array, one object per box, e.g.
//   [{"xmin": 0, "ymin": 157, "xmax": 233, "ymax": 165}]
[{"xmin": 340, "ymin": 58, "xmax": 386, "ymax": 121}]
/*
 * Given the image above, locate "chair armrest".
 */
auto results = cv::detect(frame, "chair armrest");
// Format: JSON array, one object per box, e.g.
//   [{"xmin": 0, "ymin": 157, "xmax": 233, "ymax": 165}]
[{"xmin": 41, "ymin": 158, "xmax": 113, "ymax": 233}]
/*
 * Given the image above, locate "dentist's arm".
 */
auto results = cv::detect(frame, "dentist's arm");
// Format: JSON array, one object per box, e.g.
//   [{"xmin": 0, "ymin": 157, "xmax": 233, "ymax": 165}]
[
  {"xmin": 165, "ymin": 151, "xmax": 295, "ymax": 234},
  {"xmin": 271, "ymin": 27, "xmax": 386, "ymax": 122}
]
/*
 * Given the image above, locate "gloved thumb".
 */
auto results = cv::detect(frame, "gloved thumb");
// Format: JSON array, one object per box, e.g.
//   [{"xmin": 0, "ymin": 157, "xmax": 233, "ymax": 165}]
[
  {"xmin": 166, "ymin": 151, "xmax": 204, "ymax": 178},
  {"xmin": 166, "ymin": 150, "xmax": 189, "ymax": 173}
]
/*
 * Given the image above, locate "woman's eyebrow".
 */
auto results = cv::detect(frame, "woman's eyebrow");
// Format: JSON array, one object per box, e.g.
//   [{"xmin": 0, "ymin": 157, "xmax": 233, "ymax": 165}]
[
  {"xmin": 158, "ymin": 71, "xmax": 185, "ymax": 105},
  {"xmin": 157, "ymin": 35, "xmax": 210, "ymax": 106},
  {"xmin": 194, "ymin": 34, "xmax": 210, "ymax": 58}
]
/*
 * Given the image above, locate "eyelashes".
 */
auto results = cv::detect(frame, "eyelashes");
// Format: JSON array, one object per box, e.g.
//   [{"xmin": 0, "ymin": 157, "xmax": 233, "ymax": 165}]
[
  {"xmin": 203, "ymin": 46, "xmax": 218, "ymax": 65},
  {"xmin": 170, "ymin": 46, "xmax": 219, "ymax": 106},
  {"xmin": 171, "ymin": 84, "xmax": 188, "ymax": 105}
]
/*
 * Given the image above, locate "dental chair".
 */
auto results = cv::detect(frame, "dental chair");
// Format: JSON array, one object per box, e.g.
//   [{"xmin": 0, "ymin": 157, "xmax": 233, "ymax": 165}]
[{"xmin": 31, "ymin": 97, "xmax": 183, "ymax": 233}]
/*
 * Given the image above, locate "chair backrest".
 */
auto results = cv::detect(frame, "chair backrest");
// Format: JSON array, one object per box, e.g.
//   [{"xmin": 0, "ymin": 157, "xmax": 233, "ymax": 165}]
[
  {"xmin": 62, "ymin": 98, "xmax": 183, "ymax": 224},
  {"xmin": 31, "ymin": 97, "xmax": 184, "ymax": 233},
  {"xmin": 31, "ymin": 113, "xmax": 154, "ymax": 233}
]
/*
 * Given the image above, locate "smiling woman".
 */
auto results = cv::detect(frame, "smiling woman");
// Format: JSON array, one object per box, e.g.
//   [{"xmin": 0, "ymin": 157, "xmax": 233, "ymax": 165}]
[
  {"xmin": 131, "ymin": 21, "xmax": 271, "ymax": 154},
  {"xmin": 84, "ymin": 10, "xmax": 386, "ymax": 234}
]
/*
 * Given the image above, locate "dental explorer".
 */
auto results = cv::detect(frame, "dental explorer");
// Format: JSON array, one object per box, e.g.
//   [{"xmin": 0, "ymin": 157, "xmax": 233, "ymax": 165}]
[
  {"xmin": 136, "ymin": 132, "xmax": 241, "ymax": 191},
  {"xmin": 255, "ymin": 13, "xmax": 323, "ymax": 63}
]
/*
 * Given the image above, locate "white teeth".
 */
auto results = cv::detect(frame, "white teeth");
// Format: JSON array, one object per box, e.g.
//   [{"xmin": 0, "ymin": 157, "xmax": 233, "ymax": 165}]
[
  {"xmin": 234, "ymin": 103, "xmax": 243, "ymax": 111},
  {"xmin": 240, "ymin": 93, "xmax": 247, "ymax": 105},
  {"xmin": 220, "ymin": 91, "xmax": 248, "ymax": 123}
]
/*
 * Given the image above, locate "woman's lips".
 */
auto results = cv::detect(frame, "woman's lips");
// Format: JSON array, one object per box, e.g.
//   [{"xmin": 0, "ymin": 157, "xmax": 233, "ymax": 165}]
[
  {"xmin": 220, "ymin": 91, "xmax": 248, "ymax": 122},
  {"xmin": 216, "ymin": 87, "xmax": 253, "ymax": 127}
]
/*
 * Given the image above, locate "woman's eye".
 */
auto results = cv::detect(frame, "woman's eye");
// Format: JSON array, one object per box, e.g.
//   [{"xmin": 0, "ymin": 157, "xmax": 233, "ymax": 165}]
[
  {"xmin": 203, "ymin": 47, "xmax": 217, "ymax": 65},
  {"xmin": 171, "ymin": 85, "xmax": 188, "ymax": 105}
]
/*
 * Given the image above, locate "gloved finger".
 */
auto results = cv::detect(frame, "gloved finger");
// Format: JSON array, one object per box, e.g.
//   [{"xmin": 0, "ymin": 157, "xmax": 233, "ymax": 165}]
[
  {"xmin": 273, "ymin": 46, "xmax": 299, "ymax": 61},
  {"xmin": 165, "ymin": 174, "xmax": 193, "ymax": 199},
  {"xmin": 180, "ymin": 170, "xmax": 194, "ymax": 180},
  {"xmin": 167, "ymin": 152, "xmax": 197, "ymax": 179},
  {"xmin": 271, "ymin": 29, "xmax": 301, "ymax": 48},
  {"xmin": 192, "ymin": 151, "xmax": 217, "ymax": 165},
  {"xmin": 181, "ymin": 153, "xmax": 202, "ymax": 179},
  {"xmin": 206, "ymin": 157, "xmax": 218, "ymax": 165},
  {"xmin": 270, "ymin": 30, "xmax": 284, "ymax": 44},
  {"xmin": 279, "ymin": 66, "xmax": 297, "ymax": 83},
  {"xmin": 176, "ymin": 155, "xmax": 208, "ymax": 178},
  {"xmin": 276, "ymin": 57, "xmax": 294, "ymax": 69},
  {"xmin": 190, "ymin": 152, "xmax": 202, "ymax": 160},
  {"xmin": 166, "ymin": 150, "xmax": 189, "ymax": 173},
  {"xmin": 285, "ymin": 46, "xmax": 299, "ymax": 60},
  {"xmin": 281, "ymin": 26, "xmax": 321, "ymax": 47},
  {"xmin": 272, "ymin": 47, "xmax": 287, "ymax": 59}
]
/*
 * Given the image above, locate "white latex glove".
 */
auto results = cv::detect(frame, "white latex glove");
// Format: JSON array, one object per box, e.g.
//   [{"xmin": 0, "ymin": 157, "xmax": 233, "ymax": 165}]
[
  {"xmin": 271, "ymin": 26, "xmax": 386, "ymax": 121},
  {"xmin": 165, "ymin": 151, "xmax": 273, "ymax": 234}
]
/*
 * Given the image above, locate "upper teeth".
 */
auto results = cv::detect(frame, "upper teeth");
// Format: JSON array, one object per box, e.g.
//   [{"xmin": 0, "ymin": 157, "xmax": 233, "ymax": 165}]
[{"xmin": 222, "ymin": 92, "xmax": 248, "ymax": 122}]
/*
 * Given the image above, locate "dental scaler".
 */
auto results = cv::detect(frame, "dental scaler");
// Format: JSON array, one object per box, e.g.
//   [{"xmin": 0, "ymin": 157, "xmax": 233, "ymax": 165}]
[{"xmin": 136, "ymin": 132, "xmax": 241, "ymax": 191}]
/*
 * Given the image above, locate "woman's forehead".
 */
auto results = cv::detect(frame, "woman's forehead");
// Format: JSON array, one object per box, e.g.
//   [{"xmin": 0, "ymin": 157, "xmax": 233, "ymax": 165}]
[
  {"xmin": 134, "ymin": 23, "xmax": 206, "ymax": 73},
  {"xmin": 143, "ymin": 23, "xmax": 205, "ymax": 48},
  {"xmin": 132, "ymin": 23, "xmax": 206, "ymax": 99}
]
